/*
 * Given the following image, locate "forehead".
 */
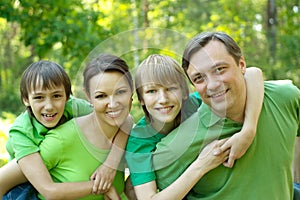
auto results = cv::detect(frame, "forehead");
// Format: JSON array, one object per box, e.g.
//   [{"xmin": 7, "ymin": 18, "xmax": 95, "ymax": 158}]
[
  {"xmin": 141, "ymin": 82, "xmax": 178, "ymax": 89},
  {"xmin": 188, "ymin": 41, "xmax": 230, "ymax": 72},
  {"xmin": 89, "ymin": 71, "xmax": 130, "ymax": 92},
  {"xmin": 29, "ymin": 78, "xmax": 65, "ymax": 94}
]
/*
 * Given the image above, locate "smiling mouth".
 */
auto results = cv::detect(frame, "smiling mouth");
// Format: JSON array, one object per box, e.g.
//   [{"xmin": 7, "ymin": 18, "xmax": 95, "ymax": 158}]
[
  {"xmin": 42, "ymin": 113, "xmax": 57, "ymax": 118},
  {"xmin": 106, "ymin": 110, "xmax": 122, "ymax": 118},
  {"xmin": 155, "ymin": 106, "xmax": 174, "ymax": 113},
  {"xmin": 208, "ymin": 89, "xmax": 228, "ymax": 98}
]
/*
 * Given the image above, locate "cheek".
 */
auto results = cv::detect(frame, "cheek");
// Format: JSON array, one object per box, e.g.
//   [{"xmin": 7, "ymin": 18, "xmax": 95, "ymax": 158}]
[
  {"xmin": 142, "ymin": 96, "xmax": 153, "ymax": 107},
  {"xmin": 194, "ymin": 84, "xmax": 206, "ymax": 96},
  {"xmin": 57, "ymin": 101, "xmax": 67, "ymax": 110}
]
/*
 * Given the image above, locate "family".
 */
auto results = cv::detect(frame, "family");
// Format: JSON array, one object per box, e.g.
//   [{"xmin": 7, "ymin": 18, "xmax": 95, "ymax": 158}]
[{"xmin": 0, "ymin": 31, "xmax": 299, "ymax": 200}]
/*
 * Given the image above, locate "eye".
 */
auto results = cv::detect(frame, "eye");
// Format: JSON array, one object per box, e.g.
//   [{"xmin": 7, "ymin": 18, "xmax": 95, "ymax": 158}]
[
  {"xmin": 215, "ymin": 66, "xmax": 226, "ymax": 74},
  {"xmin": 53, "ymin": 94, "xmax": 63, "ymax": 98},
  {"xmin": 192, "ymin": 75, "xmax": 205, "ymax": 84},
  {"xmin": 167, "ymin": 86, "xmax": 179, "ymax": 91},
  {"xmin": 32, "ymin": 95, "xmax": 43, "ymax": 100},
  {"xmin": 145, "ymin": 89, "xmax": 156, "ymax": 94},
  {"xmin": 95, "ymin": 94, "xmax": 106, "ymax": 99},
  {"xmin": 116, "ymin": 89, "xmax": 128, "ymax": 95}
]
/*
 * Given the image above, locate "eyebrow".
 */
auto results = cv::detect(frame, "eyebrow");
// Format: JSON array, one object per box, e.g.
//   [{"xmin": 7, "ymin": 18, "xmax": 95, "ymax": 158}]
[
  {"xmin": 31, "ymin": 89, "xmax": 65, "ymax": 95},
  {"xmin": 211, "ymin": 61, "xmax": 228, "ymax": 68}
]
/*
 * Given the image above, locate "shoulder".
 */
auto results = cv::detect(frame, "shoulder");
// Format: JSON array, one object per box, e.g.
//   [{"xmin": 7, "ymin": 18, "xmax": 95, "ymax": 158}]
[
  {"xmin": 131, "ymin": 117, "xmax": 148, "ymax": 135},
  {"xmin": 188, "ymin": 92, "xmax": 202, "ymax": 104},
  {"xmin": 265, "ymin": 80, "xmax": 300, "ymax": 97},
  {"xmin": 9, "ymin": 111, "xmax": 33, "ymax": 135}
]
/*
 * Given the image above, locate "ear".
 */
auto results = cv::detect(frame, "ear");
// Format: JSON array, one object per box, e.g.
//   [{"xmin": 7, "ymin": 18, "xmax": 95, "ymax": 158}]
[
  {"xmin": 23, "ymin": 98, "xmax": 30, "ymax": 106},
  {"xmin": 140, "ymin": 99, "xmax": 145, "ymax": 106},
  {"xmin": 239, "ymin": 56, "xmax": 247, "ymax": 75}
]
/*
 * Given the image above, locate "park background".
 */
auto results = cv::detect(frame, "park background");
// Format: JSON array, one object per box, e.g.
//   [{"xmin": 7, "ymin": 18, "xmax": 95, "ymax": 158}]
[{"xmin": 0, "ymin": 0, "xmax": 299, "ymax": 165}]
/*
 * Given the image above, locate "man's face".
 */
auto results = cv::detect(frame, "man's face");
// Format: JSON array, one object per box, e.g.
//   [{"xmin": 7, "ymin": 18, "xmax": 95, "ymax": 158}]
[{"xmin": 187, "ymin": 40, "xmax": 247, "ymax": 120}]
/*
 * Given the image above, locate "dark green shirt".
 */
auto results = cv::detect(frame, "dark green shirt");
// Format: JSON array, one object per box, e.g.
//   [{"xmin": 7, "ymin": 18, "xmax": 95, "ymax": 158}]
[
  {"xmin": 153, "ymin": 81, "xmax": 300, "ymax": 200},
  {"xmin": 125, "ymin": 92, "xmax": 202, "ymax": 186}
]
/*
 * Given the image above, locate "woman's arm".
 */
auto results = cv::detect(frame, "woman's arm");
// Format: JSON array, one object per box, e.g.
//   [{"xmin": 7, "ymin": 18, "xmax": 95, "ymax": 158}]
[
  {"xmin": 18, "ymin": 153, "xmax": 95, "ymax": 200},
  {"xmin": 216, "ymin": 67, "xmax": 264, "ymax": 167},
  {"xmin": 134, "ymin": 139, "xmax": 229, "ymax": 200},
  {"xmin": 90, "ymin": 115, "xmax": 132, "ymax": 194}
]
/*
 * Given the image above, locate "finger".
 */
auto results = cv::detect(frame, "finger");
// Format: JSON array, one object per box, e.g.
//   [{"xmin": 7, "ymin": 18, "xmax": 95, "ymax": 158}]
[
  {"xmin": 102, "ymin": 181, "xmax": 108, "ymax": 191},
  {"xmin": 98, "ymin": 179, "xmax": 105, "ymax": 191},
  {"xmin": 218, "ymin": 141, "xmax": 232, "ymax": 154},
  {"xmin": 218, "ymin": 138, "xmax": 229, "ymax": 146},
  {"xmin": 223, "ymin": 152, "xmax": 235, "ymax": 168},
  {"xmin": 90, "ymin": 172, "xmax": 96, "ymax": 180},
  {"xmin": 93, "ymin": 177, "xmax": 101, "ymax": 194},
  {"xmin": 214, "ymin": 141, "xmax": 230, "ymax": 155}
]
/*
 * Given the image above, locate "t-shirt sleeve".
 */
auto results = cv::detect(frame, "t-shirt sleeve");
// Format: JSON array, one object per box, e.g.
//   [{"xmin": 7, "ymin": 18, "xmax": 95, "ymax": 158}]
[
  {"xmin": 64, "ymin": 96, "xmax": 93, "ymax": 119},
  {"xmin": 125, "ymin": 125, "xmax": 157, "ymax": 186},
  {"xmin": 8, "ymin": 112, "xmax": 44, "ymax": 161},
  {"xmin": 10, "ymin": 129, "xmax": 40, "ymax": 161}
]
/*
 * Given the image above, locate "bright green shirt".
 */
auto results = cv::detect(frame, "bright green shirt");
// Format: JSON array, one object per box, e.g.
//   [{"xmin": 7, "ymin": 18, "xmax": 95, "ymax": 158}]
[
  {"xmin": 39, "ymin": 119, "xmax": 127, "ymax": 200},
  {"xmin": 6, "ymin": 96, "xmax": 92, "ymax": 161},
  {"xmin": 153, "ymin": 80, "xmax": 300, "ymax": 200},
  {"xmin": 125, "ymin": 92, "xmax": 201, "ymax": 186}
]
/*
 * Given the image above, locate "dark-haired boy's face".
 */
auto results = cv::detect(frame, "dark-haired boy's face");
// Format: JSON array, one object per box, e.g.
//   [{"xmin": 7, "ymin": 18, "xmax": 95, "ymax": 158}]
[{"xmin": 23, "ymin": 84, "xmax": 67, "ymax": 128}]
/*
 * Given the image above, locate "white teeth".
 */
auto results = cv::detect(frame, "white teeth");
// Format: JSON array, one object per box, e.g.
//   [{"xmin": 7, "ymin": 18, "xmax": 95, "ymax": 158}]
[
  {"xmin": 43, "ymin": 114, "xmax": 55, "ymax": 117},
  {"xmin": 211, "ymin": 91, "xmax": 226, "ymax": 98},
  {"xmin": 107, "ymin": 110, "xmax": 122, "ymax": 117},
  {"xmin": 159, "ymin": 107, "xmax": 172, "ymax": 111}
]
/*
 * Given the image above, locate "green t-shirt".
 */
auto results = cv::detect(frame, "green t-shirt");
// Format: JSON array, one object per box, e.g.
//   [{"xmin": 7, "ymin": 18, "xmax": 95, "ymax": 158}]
[
  {"xmin": 125, "ymin": 92, "xmax": 201, "ymax": 186},
  {"xmin": 39, "ymin": 119, "xmax": 127, "ymax": 200},
  {"xmin": 6, "ymin": 96, "xmax": 92, "ymax": 161},
  {"xmin": 153, "ymin": 80, "xmax": 300, "ymax": 200}
]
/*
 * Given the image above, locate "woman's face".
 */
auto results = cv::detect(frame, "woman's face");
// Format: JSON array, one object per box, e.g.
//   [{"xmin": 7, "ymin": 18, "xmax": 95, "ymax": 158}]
[{"xmin": 88, "ymin": 71, "xmax": 132, "ymax": 127}]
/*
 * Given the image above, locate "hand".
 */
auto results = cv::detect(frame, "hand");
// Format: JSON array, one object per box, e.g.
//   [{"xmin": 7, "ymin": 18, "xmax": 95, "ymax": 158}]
[
  {"xmin": 214, "ymin": 131, "xmax": 254, "ymax": 168},
  {"xmin": 197, "ymin": 139, "xmax": 230, "ymax": 172},
  {"xmin": 104, "ymin": 186, "xmax": 121, "ymax": 200},
  {"xmin": 90, "ymin": 164, "xmax": 116, "ymax": 194}
]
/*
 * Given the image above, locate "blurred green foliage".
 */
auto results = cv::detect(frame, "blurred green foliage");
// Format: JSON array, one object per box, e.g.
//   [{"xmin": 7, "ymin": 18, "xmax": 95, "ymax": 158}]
[
  {"xmin": 0, "ymin": 0, "xmax": 299, "ymax": 122},
  {"xmin": 0, "ymin": 112, "xmax": 15, "ymax": 167}
]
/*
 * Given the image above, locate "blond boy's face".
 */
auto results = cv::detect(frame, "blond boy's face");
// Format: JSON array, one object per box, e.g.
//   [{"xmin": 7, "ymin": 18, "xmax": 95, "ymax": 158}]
[{"xmin": 24, "ymin": 83, "xmax": 67, "ymax": 128}]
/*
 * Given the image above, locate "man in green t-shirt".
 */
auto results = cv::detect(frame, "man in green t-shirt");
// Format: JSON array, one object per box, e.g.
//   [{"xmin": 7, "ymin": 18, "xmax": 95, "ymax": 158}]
[{"xmin": 152, "ymin": 31, "xmax": 300, "ymax": 200}]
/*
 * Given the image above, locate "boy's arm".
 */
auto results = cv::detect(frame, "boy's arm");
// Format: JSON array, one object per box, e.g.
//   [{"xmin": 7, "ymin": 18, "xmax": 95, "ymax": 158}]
[
  {"xmin": 18, "ymin": 153, "xmax": 95, "ymax": 200},
  {"xmin": 0, "ymin": 160, "xmax": 27, "ymax": 198},
  {"xmin": 90, "ymin": 115, "xmax": 133, "ymax": 194},
  {"xmin": 216, "ymin": 67, "xmax": 264, "ymax": 168},
  {"xmin": 134, "ymin": 140, "xmax": 229, "ymax": 200}
]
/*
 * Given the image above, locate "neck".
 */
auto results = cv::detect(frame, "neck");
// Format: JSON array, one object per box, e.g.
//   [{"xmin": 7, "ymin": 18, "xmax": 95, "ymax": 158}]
[
  {"xmin": 151, "ymin": 118, "xmax": 175, "ymax": 135},
  {"xmin": 90, "ymin": 113, "xmax": 119, "ymax": 141}
]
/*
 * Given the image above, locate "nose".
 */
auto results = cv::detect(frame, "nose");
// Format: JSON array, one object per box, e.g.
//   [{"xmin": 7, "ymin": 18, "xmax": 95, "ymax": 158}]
[
  {"xmin": 44, "ymin": 98, "xmax": 54, "ymax": 110},
  {"xmin": 157, "ymin": 90, "xmax": 168, "ymax": 104},
  {"xmin": 206, "ymin": 75, "xmax": 222, "ymax": 91},
  {"xmin": 108, "ymin": 96, "xmax": 118, "ymax": 108}
]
